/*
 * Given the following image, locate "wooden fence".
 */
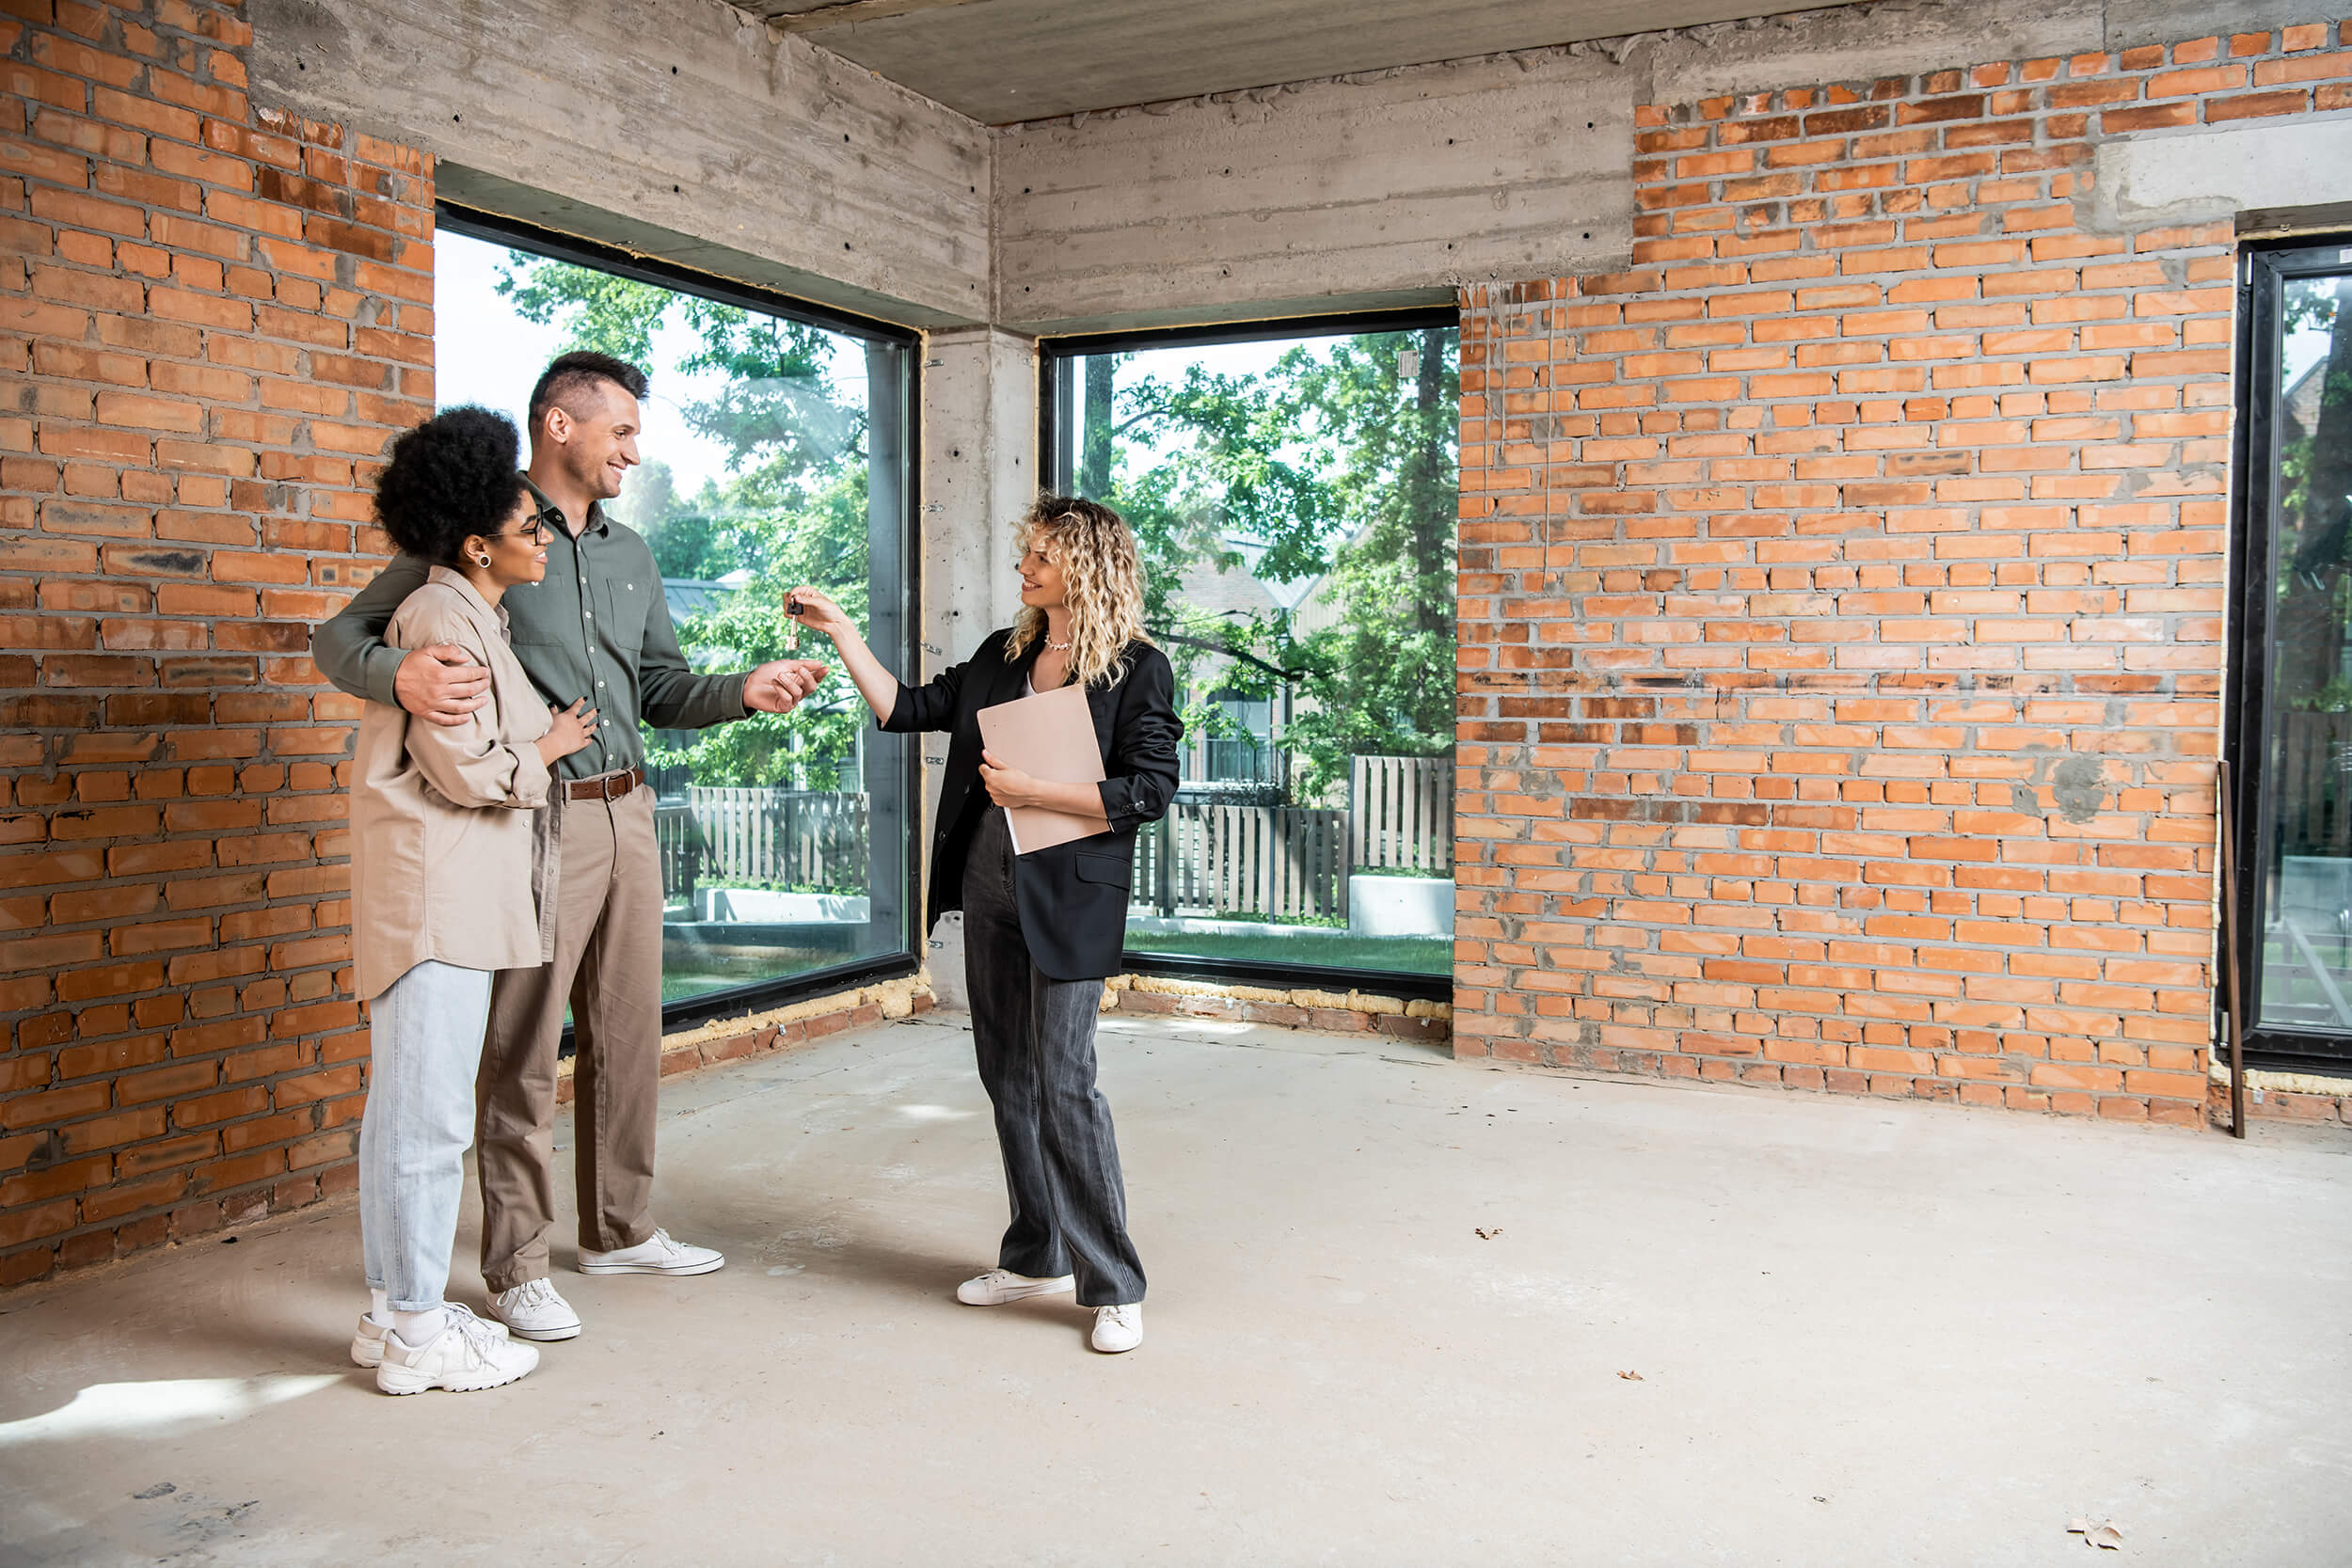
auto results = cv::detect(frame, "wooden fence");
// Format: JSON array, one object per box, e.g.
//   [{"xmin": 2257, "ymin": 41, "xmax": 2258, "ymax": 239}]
[
  {"xmin": 656, "ymin": 788, "xmax": 871, "ymax": 903},
  {"xmin": 1136, "ymin": 802, "xmax": 1347, "ymax": 921},
  {"xmin": 1350, "ymin": 754, "xmax": 1454, "ymax": 874},
  {"xmin": 2276, "ymin": 711, "xmax": 2352, "ymax": 858},
  {"xmin": 655, "ymin": 753, "xmax": 1456, "ymax": 921},
  {"xmin": 654, "ymin": 802, "xmax": 701, "ymax": 904}
]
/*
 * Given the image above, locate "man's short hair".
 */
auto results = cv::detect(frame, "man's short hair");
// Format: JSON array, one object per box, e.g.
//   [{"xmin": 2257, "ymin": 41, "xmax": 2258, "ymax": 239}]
[{"xmin": 527, "ymin": 350, "xmax": 649, "ymax": 436}]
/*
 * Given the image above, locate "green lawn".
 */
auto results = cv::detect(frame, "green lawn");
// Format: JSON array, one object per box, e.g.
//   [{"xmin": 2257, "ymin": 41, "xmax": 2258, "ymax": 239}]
[{"xmin": 1124, "ymin": 928, "xmax": 1450, "ymax": 976}]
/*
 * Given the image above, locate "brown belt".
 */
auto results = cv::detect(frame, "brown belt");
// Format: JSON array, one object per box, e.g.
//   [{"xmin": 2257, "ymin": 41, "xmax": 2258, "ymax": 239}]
[{"xmin": 562, "ymin": 766, "xmax": 643, "ymax": 803}]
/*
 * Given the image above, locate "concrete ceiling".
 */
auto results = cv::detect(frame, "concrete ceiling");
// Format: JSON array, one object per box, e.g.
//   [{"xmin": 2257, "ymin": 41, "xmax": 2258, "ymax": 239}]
[{"xmin": 752, "ymin": 0, "xmax": 1865, "ymax": 123}]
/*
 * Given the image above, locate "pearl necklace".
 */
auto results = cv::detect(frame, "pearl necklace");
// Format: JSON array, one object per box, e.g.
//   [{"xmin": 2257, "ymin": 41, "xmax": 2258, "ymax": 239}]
[{"xmin": 1044, "ymin": 634, "xmax": 1073, "ymax": 651}]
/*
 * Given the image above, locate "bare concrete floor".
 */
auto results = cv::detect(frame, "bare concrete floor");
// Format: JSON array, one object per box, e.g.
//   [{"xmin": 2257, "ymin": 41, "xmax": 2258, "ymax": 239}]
[{"xmin": 2, "ymin": 1011, "xmax": 2348, "ymax": 1566}]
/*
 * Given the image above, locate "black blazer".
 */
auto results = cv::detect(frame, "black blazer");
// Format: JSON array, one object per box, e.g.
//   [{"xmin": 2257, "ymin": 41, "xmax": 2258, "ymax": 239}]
[{"xmin": 882, "ymin": 628, "xmax": 1181, "ymax": 981}]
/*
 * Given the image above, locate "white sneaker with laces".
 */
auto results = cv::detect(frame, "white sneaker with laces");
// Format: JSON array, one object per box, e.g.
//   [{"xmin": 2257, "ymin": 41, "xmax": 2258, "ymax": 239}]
[
  {"xmin": 577, "ymin": 1227, "xmax": 723, "ymax": 1276},
  {"xmin": 956, "ymin": 1268, "xmax": 1076, "ymax": 1307},
  {"xmin": 375, "ymin": 1305, "xmax": 540, "ymax": 1395},
  {"xmin": 351, "ymin": 1309, "xmax": 507, "ymax": 1368},
  {"xmin": 490, "ymin": 1276, "xmax": 583, "ymax": 1341},
  {"xmin": 1090, "ymin": 1302, "xmax": 1143, "ymax": 1354}
]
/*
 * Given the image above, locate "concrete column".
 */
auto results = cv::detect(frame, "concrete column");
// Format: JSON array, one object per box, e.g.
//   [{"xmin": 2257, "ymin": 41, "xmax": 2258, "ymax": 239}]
[{"xmin": 916, "ymin": 326, "xmax": 1038, "ymax": 1008}]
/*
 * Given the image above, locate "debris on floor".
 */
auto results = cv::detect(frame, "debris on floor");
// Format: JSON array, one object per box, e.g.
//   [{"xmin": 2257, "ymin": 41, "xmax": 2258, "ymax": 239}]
[{"xmin": 2068, "ymin": 1517, "xmax": 2124, "ymax": 1549}]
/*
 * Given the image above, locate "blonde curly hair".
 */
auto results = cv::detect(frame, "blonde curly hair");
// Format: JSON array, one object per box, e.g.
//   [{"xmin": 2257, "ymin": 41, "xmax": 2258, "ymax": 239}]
[{"xmin": 1005, "ymin": 495, "xmax": 1152, "ymax": 689}]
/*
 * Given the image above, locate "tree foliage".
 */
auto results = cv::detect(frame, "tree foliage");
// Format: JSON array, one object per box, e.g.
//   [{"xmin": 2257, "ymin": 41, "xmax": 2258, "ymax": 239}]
[
  {"xmin": 1080, "ymin": 328, "xmax": 1459, "ymax": 796},
  {"xmin": 491, "ymin": 249, "xmax": 1461, "ymax": 800},
  {"xmin": 2277, "ymin": 278, "xmax": 2352, "ymax": 712}
]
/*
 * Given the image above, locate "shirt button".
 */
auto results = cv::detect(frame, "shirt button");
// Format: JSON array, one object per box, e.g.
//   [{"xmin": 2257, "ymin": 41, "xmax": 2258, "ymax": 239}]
[{"xmin": 584, "ymin": 610, "xmax": 594, "ymax": 620}]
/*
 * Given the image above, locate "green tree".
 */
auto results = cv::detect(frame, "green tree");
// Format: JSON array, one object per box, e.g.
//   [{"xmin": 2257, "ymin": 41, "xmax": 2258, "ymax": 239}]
[
  {"xmin": 1279, "ymin": 328, "xmax": 1458, "ymax": 792},
  {"xmin": 1079, "ymin": 329, "xmax": 1459, "ymax": 797}
]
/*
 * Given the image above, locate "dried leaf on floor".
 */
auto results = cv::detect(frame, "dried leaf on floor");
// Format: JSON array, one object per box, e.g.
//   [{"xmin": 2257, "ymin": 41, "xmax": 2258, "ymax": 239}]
[
  {"xmin": 2067, "ymin": 1517, "xmax": 2123, "ymax": 1549},
  {"xmin": 1617, "ymin": 1370, "xmax": 1643, "ymax": 1381}
]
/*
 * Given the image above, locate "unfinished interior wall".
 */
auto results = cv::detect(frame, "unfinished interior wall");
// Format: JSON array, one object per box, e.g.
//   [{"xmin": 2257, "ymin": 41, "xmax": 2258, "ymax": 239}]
[
  {"xmin": 987, "ymin": 0, "xmax": 2320, "ymax": 336},
  {"xmin": 1, "ymin": 0, "xmax": 437, "ymax": 1280},
  {"xmin": 0, "ymin": 0, "xmax": 1019, "ymax": 1291},
  {"xmin": 10, "ymin": 0, "xmax": 2343, "ymax": 1291},
  {"xmin": 1452, "ymin": 17, "xmax": 2352, "ymax": 1123},
  {"xmin": 243, "ymin": 0, "xmax": 993, "ymax": 329}
]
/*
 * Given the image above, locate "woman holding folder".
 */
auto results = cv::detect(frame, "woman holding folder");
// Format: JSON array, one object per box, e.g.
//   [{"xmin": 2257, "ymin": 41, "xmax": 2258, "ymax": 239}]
[{"xmin": 787, "ymin": 497, "xmax": 1180, "ymax": 1354}]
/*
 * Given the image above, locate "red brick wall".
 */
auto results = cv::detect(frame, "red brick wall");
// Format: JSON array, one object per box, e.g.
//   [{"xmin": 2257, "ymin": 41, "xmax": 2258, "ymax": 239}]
[
  {"xmin": 1, "ymin": 0, "xmax": 434, "ymax": 1282},
  {"xmin": 1454, "ymin": 18, "xmax": 2352, "ymax": 1125}
]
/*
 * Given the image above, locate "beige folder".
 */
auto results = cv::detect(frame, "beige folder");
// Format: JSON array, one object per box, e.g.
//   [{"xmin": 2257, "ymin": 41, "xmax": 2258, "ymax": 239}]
[{"xmin": 976, "ymin": 679, "xmax": 1105, "ymax": 855}]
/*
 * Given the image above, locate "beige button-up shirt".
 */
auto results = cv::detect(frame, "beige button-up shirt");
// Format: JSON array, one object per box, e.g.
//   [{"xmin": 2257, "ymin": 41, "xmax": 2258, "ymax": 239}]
[{"xmin": 350, "ymin": 567, "xmax": 557, "ymax": 1001}]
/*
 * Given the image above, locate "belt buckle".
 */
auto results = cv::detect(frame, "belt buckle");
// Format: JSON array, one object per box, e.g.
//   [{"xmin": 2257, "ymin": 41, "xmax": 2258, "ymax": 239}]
[{"xmin": 603, "ymin": 771, "xmax": 625, "ymax": 800}]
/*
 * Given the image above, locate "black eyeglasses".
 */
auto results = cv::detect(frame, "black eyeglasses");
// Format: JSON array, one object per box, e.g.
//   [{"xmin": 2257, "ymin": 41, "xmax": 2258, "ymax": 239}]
[{"xmin": 499, "ymin": 519, "xmax": 556, "ymax": 544}]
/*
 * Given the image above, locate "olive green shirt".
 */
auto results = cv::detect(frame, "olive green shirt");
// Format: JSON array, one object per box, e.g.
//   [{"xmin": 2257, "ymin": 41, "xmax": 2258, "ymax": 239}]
[{"xmin": 311, "ymin": 479, "xmax": 751, "ymax": 781}]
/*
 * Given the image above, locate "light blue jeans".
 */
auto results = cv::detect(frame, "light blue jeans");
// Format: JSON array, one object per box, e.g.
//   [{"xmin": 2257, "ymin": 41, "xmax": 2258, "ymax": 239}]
[{"xmin": 360, "ymin": 959, "xmax": 493, "ymax": 1311}]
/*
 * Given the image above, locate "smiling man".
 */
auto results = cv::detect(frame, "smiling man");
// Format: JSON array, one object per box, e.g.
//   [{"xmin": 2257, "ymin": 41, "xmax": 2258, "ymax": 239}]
[{"xmin": 312, "ymin": 352, "xmax": 829, "ymax": 1344}]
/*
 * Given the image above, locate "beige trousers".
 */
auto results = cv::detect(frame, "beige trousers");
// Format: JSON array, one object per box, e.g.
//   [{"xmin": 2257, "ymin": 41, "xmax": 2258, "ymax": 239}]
[{"xmin": 477, "ymin": 787, "xmax": 663, "ymax": 1292}]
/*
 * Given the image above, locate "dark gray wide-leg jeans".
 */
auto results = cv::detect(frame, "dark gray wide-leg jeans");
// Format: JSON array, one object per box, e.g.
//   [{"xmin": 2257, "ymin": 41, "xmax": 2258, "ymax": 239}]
[{"xmin": 961, "ymin": 805, "xmax": 1147, "ymax": 1307}]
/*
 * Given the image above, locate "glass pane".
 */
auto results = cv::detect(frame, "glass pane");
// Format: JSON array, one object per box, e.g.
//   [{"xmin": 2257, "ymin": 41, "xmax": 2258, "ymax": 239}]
[
  {"xmin": 433, "ymin": 230, "xmax": 912, "ymax": 1006},
  {"xmin": 2261, "ymin": 266, "xmax": 2352, "ymax": 1029},
  {"xmin": 1057, "ymin": 327, "xmax": 1459, "ymax": 979}
]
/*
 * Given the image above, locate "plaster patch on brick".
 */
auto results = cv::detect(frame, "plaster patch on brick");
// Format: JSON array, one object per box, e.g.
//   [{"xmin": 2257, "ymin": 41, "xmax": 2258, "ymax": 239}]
[{"xmin": 2084, "ymin": 115, "xmax": 2352, "ymax": 234}]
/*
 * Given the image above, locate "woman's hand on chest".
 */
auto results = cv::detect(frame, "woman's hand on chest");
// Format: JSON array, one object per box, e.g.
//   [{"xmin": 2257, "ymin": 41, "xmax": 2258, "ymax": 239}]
[{"xmin": 1031, "ymin": 647, "xmax": 1072, "ymax": 692}]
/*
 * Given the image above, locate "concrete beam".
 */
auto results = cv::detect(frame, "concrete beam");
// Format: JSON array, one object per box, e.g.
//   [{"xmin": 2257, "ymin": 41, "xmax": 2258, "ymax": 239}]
[
  {"xmin": 988, "ymin": 0, "xmax": 2105, "ymax": 336},
  {"xmin": 246, "ymin": 0, "xmax": 992, "ymax": 329},
  {"xmin": 2099, "ymin": 0, "xmax": 2329, "ymax": 51},
  {"xmin": 914, "ymin": 326, "xmax": 1036, "ymax": 1006},
  {"xmin": 993, "ymin": 50, "xmax": 1635, "ymax": 335},
  {"xmin": 2087, "ymin": 117, "xmax": 2352, "ymax": 234}
]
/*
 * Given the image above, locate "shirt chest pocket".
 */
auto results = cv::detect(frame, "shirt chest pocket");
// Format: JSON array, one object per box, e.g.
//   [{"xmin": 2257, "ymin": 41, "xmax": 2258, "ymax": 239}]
[{"xmin": 595, "ymin": 574, "xmax": 646, "ymax": 658}]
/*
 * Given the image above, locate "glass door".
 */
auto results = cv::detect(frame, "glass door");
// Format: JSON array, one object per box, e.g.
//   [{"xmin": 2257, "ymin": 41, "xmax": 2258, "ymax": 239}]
[{"xmin": 2232, "ymin": 236, "xmax": 2352, "ymax": 1069}]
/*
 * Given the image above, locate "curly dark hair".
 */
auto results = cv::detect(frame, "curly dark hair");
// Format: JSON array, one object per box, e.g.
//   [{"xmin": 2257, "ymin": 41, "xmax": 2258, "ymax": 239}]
[{"xmin": 373, "ymin": 406, "xmax": 526, "ymax": 566}]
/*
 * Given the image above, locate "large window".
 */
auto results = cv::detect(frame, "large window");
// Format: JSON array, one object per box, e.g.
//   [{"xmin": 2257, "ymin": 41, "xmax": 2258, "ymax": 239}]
[
  {"xmin": 1044, "ymin": 315, "xmax": 1458, "ymax": 990},
  {"xmin": 2229, "ymin": 235, "xmax": 2352, "ymax": 1070},
  {"xmin": 433, "ymin": 212, "xmax": 918, "ymax": 1021}
]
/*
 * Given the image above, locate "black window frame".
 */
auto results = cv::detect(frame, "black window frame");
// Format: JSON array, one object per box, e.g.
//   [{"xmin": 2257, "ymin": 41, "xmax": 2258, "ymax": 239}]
[
  {"xmin": 434, "ymin": 201, "xmax": 925, "ymax": 1034},
  {"xmin": 2225, "ymin": 230, "xmax": 2352, "ymax": 1073},
  {"xmin": 1038, "ymin": 307, "xmax": 1461, "ymax": 1003}
]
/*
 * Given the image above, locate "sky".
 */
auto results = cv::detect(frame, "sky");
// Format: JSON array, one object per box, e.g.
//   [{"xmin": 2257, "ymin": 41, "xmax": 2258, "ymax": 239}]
[
  {"xmin": 433, "ymin": 230, "xmax": 868, "ymax": 501},
  {"xmin": 434, "ymin": 228, "xmax": 1441, "ymax": 592},
  {"xmin": 436, "ymin": 225, "xmax": 1385, "ymax": 502}
]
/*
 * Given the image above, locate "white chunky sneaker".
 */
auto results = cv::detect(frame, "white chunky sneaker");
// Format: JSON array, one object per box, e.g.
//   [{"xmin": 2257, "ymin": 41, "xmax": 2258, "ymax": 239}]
[
  {"xmin": 956, "ymin": 1268, "xmax": 1076, "ymax": 1307},
  {"xmin": 577, "ymin": 1227, "xmax": 723, "ymax": 1277},
  {"xmin": 490, "ymin": 1277, "xmax": 583, "ymax": 1341},
  {"xmin": 351, "ymin": 1309, "xmax": 506, "ymax": 1368},
  {"xmin": 350, "ymin": 1313, "xmax": 390, "ymax": 1369},
  {"xmin": 1090, "ymin": 1303, "xmax": 1143, "ymax": 1354},
  {"xmin": 375, "ymin": 1305, "xmax": 539, "ymax": 1395}
]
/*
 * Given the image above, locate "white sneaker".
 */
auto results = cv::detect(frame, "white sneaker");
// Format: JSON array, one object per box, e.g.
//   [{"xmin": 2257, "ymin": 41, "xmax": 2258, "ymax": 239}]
[
  {"xmin": 1090, "ymin": 1303, "xmax": 1143, "ymax": 1354},
  {"xmin": 351, "ymin": 1309, "xmax": 507, "ymax": 1367},
  {"xmin": 956, "ymin": 1268, "xmax": 1076, "ymax": 1306},
  {"xmin": 489, "ymin": 1277, "xmax": 583, "ymax": 1341},
  {"xmin": 577, "ymin": 1227, "xmax": 723, "ymax": 1276},
  {"xmin": 375, "ymin": 1305, "xmax": 540, "ymax": 1395}
]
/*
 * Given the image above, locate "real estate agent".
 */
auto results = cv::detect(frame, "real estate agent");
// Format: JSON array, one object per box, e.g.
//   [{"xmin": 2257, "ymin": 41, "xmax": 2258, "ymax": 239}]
[{"xmin": 786, "ymin": 495, "xmax": 1181, "ymax": 1354}]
